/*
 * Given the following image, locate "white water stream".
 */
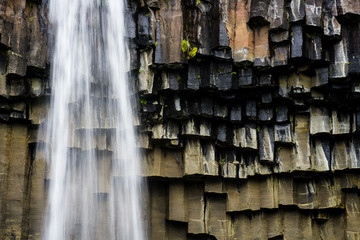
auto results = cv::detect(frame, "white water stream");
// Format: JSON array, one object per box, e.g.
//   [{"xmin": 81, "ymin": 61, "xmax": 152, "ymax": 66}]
[{"xmin": 42, "ymin": 0, "xmax": 145, "ymax": 239}]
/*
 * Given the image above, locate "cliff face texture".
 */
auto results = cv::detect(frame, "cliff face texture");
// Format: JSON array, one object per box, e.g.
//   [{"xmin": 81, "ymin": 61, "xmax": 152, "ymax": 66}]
[
  {"xmin": 1, "ymin": 0, "xmax": 360, "ymax": 239},
  {"xmin": 0, "ymin": 0, "xmax": 48, "ymax": 239}
]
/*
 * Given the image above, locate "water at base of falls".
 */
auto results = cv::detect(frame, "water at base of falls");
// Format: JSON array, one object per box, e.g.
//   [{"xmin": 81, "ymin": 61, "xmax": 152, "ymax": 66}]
[{"xmin": 41, "ymin": 0, "xmax": 145, "ymax": 239}]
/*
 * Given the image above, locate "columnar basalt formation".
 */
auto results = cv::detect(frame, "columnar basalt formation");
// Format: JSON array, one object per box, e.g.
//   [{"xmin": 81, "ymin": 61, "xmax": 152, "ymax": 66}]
[
  {"xmin": 0, "ymin": 0, "xmax": 48, "ymax": 239},
  {"xmin": 1, "ymin": 0, "xmax": 360, "ymax": 239}
]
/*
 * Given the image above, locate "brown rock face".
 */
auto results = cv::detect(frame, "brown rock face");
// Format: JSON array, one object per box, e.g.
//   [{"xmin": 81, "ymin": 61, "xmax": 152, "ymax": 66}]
[
  {"xmin": 1, "ymin": 0, "xmax": 360, "ymax": 239},
  {"xmin": 0, "ymin": 1, "xmax": 49, "ymax": 239}
]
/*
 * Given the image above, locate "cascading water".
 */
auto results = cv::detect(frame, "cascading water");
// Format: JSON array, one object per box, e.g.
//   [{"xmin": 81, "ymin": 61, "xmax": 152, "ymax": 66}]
[{"xmin": 42, "ymin": 0, "xmax": 145, "ymax": 239}]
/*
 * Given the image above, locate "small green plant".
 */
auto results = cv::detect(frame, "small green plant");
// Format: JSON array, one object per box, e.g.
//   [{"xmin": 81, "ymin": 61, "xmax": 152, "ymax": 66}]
[
  {"xmin": 197, "ymin": 0, "xmax": 201, "ymax": 4},
  {"xmin": 139, "ymin": 68, "xmax": 142, "ymax": 73},
  {"xmin": 140, "ymin": 99, "xmax": 147, "ymax": 105},
  {"xmin": 181, "ymin": 39, "xmax": 190, "ymax": 52},
  {"xmin": 176, "ymin": 76, "xmax": 181, "ymax": 83},
  {"xmin": 189, "ymin": 47, "xmax": 198, "ymax": 57},
  {"xmin": 181, "ymin": 38, "xmax": 198, "ymax": 59},
  {"xmin": 197, "ymin": 75, "xmax": 201, "ymax": 78},
  {"xmin": 154, "ymin": 41, "xmax": 158, "ymax": 47},
  {"xmin": 29, "ymin": 16, "xmax": 33, "ymax": 22},
  {"xmin": 256, "ymin": 126, "xmax": 261, "ymax": 132},
  {"xmin": 220, "ymin": 158, "xmax": 226, "ymax": 164},
  {"xmin": 232, "ymin": 72, "xmax": 237, "ymax": 75}
]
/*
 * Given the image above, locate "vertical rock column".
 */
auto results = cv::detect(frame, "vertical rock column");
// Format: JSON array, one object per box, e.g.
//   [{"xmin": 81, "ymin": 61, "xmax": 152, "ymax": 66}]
[{"xmin": 0, "ymin": 124, "xmax": 30, "ymax": 240}]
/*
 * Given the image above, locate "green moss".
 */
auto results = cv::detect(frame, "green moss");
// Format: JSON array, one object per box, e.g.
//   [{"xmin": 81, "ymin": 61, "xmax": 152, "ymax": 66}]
[
  {"xmin": 181, "ymin": 37, "xmax": 198, "ymax": 58},
  {"xmin": 181, "ymin": 39, "xmax": 190, "ymax": 52},
  {"xmin": 189, "ymin": 47, "xmax": 198, "ymax": 57}
]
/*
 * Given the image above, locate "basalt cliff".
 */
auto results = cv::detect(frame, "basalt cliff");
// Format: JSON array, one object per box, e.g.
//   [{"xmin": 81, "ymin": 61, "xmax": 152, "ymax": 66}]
[{"xmin": 1, "ymin": 0, "xmax": 360, "ymax": 239}]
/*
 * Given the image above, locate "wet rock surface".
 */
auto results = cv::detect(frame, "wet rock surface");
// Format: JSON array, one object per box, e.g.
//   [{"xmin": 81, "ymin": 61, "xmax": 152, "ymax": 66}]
[{"xmin": 1, "ymin": 0, "xmax": 360, "ymax": 239}]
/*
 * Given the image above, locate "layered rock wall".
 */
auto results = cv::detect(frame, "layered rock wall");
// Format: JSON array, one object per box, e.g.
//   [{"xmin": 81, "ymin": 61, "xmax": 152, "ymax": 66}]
[
  {"xmin": 135, "ymin": 0, "xmax": 360, "ymax": 239},
  {"xmin": 1, "ymin": 0, "xmax": 360, "ymax": 239},
  {"xmin": 0, "ymin": 0, "xmax": 48, "ymax": 239}
]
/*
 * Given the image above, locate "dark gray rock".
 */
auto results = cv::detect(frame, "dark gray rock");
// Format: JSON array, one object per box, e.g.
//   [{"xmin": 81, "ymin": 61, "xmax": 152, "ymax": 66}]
[
  {"xmin": 230, "ymin": 105, "xmax": 242, "ymax": 122},
  {"xmin": 217, "ymin": 122, "xmax": 233, "ymax": 146},
  {"xmin": 245, "ymin": 100, "xmax": 257, "ymax": 118},
  {"xmin": 276, "ymin": 104, "xmax": 289, "ymax": 122},
  {"xmin": 304, "ymin": 34, "xmax": 322, "ymax": 61},
  {"xmin": 268, "ymin": 0, "xmax": 288, "ymax": 30},
  {"xmin": 200, "ymin": 96, "xmax": 214, "ymax": 116},
  {"xmin": 236, "ymin": 68, "xmax": 253, "ymax": 86},
  {"xmin": 261, "ymin": 91, "xmax": 272, "ymax": 104},
  {"xmin": 275, "ymin": 124, "xmax": 293, "ymax": 144},
  {"xmin": 187, "ymin": 63, "xmax": 201, "ymax": 90},
  {"xmin": 137, "ymin": 10, "xmax": 153, "ymax": 47},
  {"xmin": 305, "ymin": 0, "xmax": 322, "ymax": 27},
  {"xmin": 258, "ymin": 125, "xmax": 275, "ymax": 162},
  {"xmin": 287, "ymin": 0, "xmax": 305, "ymax": 22},
  {"xmin": 249, "ymin": 0, "xmax": 270, "ymax": 26},
  {"xmin": 291, "ymin": 25, "xmax": 303, "ymax": 59},
  {"xmin": 258, "ymin": 107, "xmax": 273, "ymax": 121}
]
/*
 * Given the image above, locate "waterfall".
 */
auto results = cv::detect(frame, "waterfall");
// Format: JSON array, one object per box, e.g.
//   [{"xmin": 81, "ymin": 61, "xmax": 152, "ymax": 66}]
[{"xmin": 42, "ymin": 0, "xmax": 145, "ymax": 239}]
